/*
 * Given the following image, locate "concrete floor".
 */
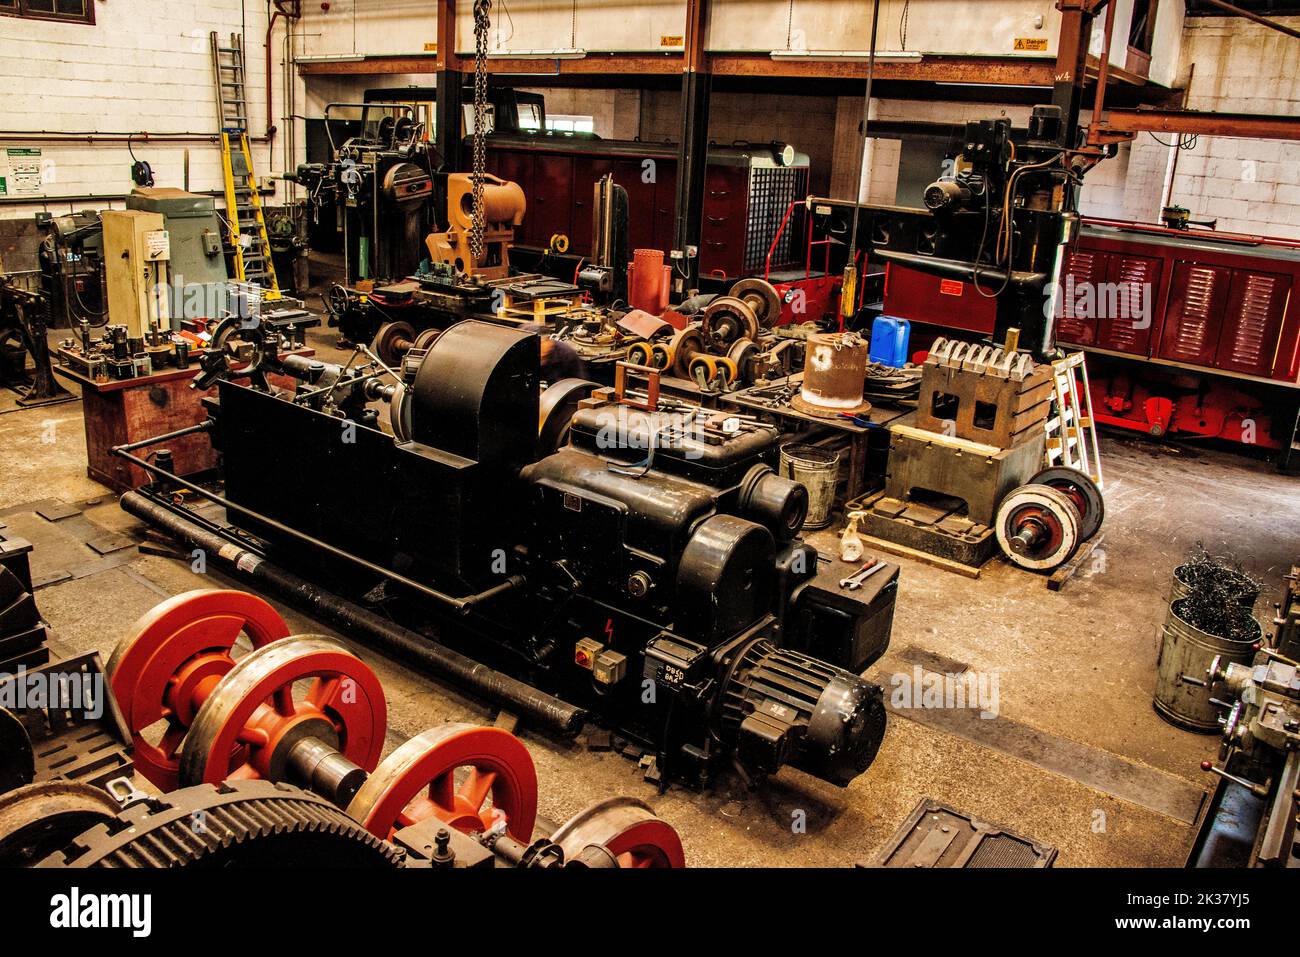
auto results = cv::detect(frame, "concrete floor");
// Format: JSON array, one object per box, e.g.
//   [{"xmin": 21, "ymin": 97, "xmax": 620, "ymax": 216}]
[{"xmin": 2, "ymin": 325, "xmax": 1296, "ymax": 867}]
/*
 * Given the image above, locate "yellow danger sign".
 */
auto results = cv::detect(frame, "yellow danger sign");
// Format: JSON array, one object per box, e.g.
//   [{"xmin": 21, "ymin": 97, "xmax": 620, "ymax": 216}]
[{"xmin": 1014, "ymin": 37, "xmax": 1049, "ymax": 52}]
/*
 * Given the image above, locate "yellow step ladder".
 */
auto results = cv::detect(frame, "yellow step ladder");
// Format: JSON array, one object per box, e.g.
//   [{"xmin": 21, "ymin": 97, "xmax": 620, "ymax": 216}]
[{"xmin": 211, "ymin": 32, "xmax": 280, "ymax": 300}]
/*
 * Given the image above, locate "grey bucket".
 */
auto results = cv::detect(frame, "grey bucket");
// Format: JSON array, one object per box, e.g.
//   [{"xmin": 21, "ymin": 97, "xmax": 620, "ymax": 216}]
[
  {"xmin": 779, "ymin": 444, "xmax": 840, "ymax": 530},
  {"xmin": 1153, "ymin": 597, "xmax": 1260, "ymax": 733},
  {"xmin": 1170, "ymin": 562, "xmax": 1259, "ymax": 609}
]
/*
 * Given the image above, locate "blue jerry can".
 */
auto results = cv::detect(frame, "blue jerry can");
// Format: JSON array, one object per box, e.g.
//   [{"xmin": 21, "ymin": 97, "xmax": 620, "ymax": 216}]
[{"xmin": 869, "ymin": 316, "xmax": 911, "ymax": 368}]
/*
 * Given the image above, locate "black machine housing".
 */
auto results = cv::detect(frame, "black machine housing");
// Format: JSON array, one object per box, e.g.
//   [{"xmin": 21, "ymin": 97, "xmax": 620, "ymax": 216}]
[
  {"xmin": 287, "ymin": 104, "xmax": 437, "ymax": 284},
  {"xmin": 201, "ymin": 320, "xmax": 897, "ymax": 789},
  {"xmin": 808, "ymin": 107, "xmax": 1089, "ymax": 360}
]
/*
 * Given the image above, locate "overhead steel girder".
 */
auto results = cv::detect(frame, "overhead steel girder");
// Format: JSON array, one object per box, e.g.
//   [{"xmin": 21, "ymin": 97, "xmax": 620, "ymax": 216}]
[{"xmin": 1099, "ymin": 108, "xmax": 1300, "ymax": 141}]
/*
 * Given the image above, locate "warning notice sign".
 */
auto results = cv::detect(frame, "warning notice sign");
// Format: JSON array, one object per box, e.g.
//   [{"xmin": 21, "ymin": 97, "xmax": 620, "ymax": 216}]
[{"xmin": 0, "ymin": 147, "xmax": 43, "ymax": 196}]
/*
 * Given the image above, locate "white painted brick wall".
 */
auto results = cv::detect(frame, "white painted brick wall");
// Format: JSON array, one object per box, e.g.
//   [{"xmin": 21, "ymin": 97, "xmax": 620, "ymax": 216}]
[
  {"xmin": 1157, "ymin": 14, "xmax": 1300, "ymax": 238},
  {"xmin": 0, "ymin": 1, "xmax": 290, "ymax": 222}
]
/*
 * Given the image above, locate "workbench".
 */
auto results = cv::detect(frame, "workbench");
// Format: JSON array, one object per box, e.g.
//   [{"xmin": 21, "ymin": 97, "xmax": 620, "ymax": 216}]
[
  {"xmin": 54, "ymin": 357, "xmax": 309, "ymax": 494},
  {"xmin": 722, "ymin": 374, "xmax": 912, "ymax": 501}
]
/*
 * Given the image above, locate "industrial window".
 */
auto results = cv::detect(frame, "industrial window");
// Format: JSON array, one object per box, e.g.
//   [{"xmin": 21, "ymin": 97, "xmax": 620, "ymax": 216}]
[
  {"xmin": 516, "ymin": 102, "xmax": 543, "ymax": 131},
  {"xmin": 546, "ymin": 115, "xmax": 595, "ymax": 134},
  {"xmin": 0, "ymin": 0, "xmax": 95, "ymax": 24},
  {"xmin": 1128, "ymin": 0, "xmax": 1158, "ymax": 54}
]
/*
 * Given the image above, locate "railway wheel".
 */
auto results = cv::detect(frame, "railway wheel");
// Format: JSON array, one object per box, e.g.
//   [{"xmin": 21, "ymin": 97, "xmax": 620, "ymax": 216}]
[
  {"xmin": 727, "ymin": 338, "xmax": 760, "ymax": 385},
  {"xmin": 1028, "ymin": 466, "xmax": 1104, "ymax": 542},
  {"xmin": 549, "ymin": 796, "xmax": 685, "ymax": 868},
  {"xmin": 346, "ymin": 723, "xmax": 538, "ymax": 842},
  {"xmin": 729, "ymin": 278, "xmax": 782, "ymax": 329},
  {"xmin": 411, "ymin": 327, "xmax": 443, "ymax": 353},
  {"xmin": 177, "ymin": 635, "xmax": 387, "ymax": 788},
  {"xmin": 106, "ymin": 589, "xmax": 291, "ymax": 791},
  {"xmin": 702, "ymin": 296, "xmax": 760, "ymax": 347},
  {"xmin": 669, "ymin": 323, "xmax": 706, "ymax": 378},
  {"xmin": 995, "ymin": 485, "xmax": 1082, "ymax": 571}
]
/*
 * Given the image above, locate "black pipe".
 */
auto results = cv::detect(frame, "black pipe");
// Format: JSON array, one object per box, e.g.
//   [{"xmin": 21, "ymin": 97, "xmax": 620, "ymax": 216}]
[
  {"xmin": 116, "ymin": 421, "xmax": 212, "ymax": 454},
  {"xmin": 111, "ymin": 429, "xmax": 523, "ymax": 615},
  {"xmin": 120, "ymin": 491, "xmax": 587, "ymax": 737}
]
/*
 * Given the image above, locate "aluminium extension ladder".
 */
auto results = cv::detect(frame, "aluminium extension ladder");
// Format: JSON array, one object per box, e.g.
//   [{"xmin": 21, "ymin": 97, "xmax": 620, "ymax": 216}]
[
  {"xmin": 210, "ymin": 32, "xmax": 280, "ymax": 300},
  {"xmin": 1044, "ymin": 351, "xmax": 1103, "ymax": 488}
]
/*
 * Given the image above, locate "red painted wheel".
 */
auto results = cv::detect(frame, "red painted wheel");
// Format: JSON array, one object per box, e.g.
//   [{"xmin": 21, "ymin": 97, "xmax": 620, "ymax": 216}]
[
  {"xmin": 177, "ymin": 635, "xmax": 387, "ymax": 788},
  {"xmin": 549, "ymin": 797, "xmax": 685, "ymax": 868},
  {"xmin": 346, "ymin": 723, "xmax": 538, "ymax": 842},
  {"xmin": 106, "ymin": 590, "xmax": 291, "ymax": 791}
]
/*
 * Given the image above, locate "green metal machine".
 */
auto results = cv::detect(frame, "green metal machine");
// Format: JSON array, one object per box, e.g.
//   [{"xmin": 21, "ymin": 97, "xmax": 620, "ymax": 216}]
[{"xmin": 126, "ymin": 187, "xmax": 227, "ymax": 326}]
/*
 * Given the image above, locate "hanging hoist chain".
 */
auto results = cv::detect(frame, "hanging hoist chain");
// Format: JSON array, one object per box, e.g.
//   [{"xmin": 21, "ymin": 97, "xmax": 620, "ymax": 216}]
[{"xmin": 470, "ymin": 0, "xmax": 491, "ymax": 265}]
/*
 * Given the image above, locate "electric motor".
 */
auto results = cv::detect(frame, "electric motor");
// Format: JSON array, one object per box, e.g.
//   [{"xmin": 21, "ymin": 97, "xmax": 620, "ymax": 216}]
[{"xmin": 717, "ymin": 636, "xmax": 886, "ymax": 787}]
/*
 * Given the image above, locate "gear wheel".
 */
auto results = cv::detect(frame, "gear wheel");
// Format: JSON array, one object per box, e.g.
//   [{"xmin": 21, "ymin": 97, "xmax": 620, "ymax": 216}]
[{"xmin": 40, "ymin": 780, "xmax": 406, "ymax": 869}]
